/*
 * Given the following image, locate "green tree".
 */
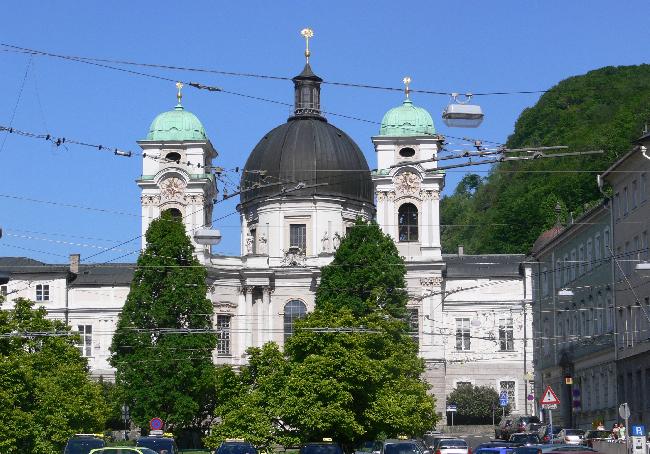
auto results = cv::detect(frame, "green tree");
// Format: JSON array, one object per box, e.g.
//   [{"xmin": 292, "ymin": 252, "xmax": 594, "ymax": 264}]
[
  {"xmin": 446, "ymin": 384, "xmax": 510, "ymax": 425},
  {"xmin": 110, "ymin": 212, "xmax": 217, "ymax": 439},
  {"xmin": 282, "ymin": 220, "xmax": 437, "ymax": 445},
  {"xmin": 441, "ymin": 64, "xmax": 650, "ymax": 254},
  {"xmin": 0, "ymin": 297, "xmax": 108, "ymax": 453}
]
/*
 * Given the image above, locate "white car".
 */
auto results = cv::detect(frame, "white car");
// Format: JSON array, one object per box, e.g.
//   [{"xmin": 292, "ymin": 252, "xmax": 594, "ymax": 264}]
[
  {"xmin": 434, "ymin": 439, "xmax": 470, "ymax": 454},
  {"xmin": 554, "ymin": 429, "xmax": 585, "ymax": 445}
]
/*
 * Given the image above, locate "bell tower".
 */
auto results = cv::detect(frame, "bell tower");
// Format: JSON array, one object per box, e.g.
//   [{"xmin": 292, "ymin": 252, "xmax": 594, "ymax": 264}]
[
  {"xmin": 136, "ymin": 83, "xmax": 217, "ymax": 263},
  {"xmin": 372, "ymin": 78, "xmax": 444, "ymax": 260}
]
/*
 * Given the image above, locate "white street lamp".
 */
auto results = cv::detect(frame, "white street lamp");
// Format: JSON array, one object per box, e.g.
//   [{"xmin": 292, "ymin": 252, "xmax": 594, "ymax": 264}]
[
  {"xmin": 557, "ymin": 288, "xmax": 574, "ymax": 302},
  {"xmin": 635, "ymin": 261, "xmax": 650, "ymax": 277},
  {"xmin": 442, "ymin": 93, "xmax": 484, "ymax": 128},
  {"xmin": 194, "ymin": 228, "xmax": 222, "ymax": 245}
]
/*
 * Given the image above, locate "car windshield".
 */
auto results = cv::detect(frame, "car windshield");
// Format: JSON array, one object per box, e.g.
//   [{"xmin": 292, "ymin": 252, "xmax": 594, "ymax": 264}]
[
  {"xmin": 136, "ymin": 438, "xmax": 174, "ymax": 452},
  {"xmin": 301, "ymin": 445, "xmax": 342, "ymax": 454},
  {"xmin": 587, "ymin": 431, "xmax": 610, "ymax": 438},
  {"xmin": 65, "ymin": 438, "xmax": 105, "ymax": 454},
  {"xmin": 439, "ymin": 440, "xmax": 467, "ymax": 448},
  {"xmin": 564, "ymin": 430, "xmax": 585, "ymax": 436},
  {"xmin": 385, "ymin": 443, "xmax": 422, "ymax": 454},
  {"xmin": 357, "ymin": 442, "xmax": 375, "ymax": 452},
  {"xmin": 219, "ymin": 444, "xmax": 258, "ymax": 454}
]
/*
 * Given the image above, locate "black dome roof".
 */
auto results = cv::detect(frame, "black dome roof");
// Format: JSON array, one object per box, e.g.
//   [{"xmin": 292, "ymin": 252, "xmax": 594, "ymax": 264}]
[{"xmin": 240, "ymin": 117, "xmax": 373, "ymax": 206}]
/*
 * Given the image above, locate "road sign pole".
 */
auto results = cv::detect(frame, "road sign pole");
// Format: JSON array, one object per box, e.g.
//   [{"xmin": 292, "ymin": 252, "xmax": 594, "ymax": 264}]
[
  {"xmin": 549, "ymin": 409, "xmax": 553, "ymax": 444},
  {"xmin": 451, "ymin": 410, "xmax": 454, "ymax": 431}
]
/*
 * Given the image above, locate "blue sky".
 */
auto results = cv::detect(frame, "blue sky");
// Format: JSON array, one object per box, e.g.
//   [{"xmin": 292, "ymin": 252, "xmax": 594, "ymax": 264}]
[{"xmin": 0, "ymin": 0, "xmax": 648, "ymax": 262}]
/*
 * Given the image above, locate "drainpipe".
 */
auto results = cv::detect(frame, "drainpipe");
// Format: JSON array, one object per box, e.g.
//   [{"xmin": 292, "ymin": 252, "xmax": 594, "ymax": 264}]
[{"xmin": 597, "ymin": 175, "xmax": 618, "ymax": 421}]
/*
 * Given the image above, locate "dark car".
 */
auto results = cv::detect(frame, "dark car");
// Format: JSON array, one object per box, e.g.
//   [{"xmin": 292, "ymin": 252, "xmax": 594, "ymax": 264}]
[
  {"xmin": 301, "ymin": 441, "xmax": 345, "ymax": 454},
  {"xmin": 373, "ymin": 439, "xmax": 425, "ymax": 454},
  {"xmin": 64, "ymin": 435, "xmax": 106, "ymax": 454},
  {"xmin": 512, "ymin": 416, "xmax": 542, "ymax": 435},
  {"xmin": 496, "ymin": 418, "xmax": 514, "ymax": 440},
  {"xmin": 509, "ymin": 434, "xmax": 541, "ymax": 446},
  {"xmin": 136, "ymin": 435, "xmax": 179, "ymax": 454},
  {"xmin": 538, "ymin": 426, "xmax": 564, "ymax": 444},
  {"xmin": 216, "ymin": 440, "xmax": 258, "ymax": 454},
  {"xmin": 582, "ymin": 430, "xmax": 611, "ymax": 447},
  {"xmin": 475, "ymin": 443, "xmax": 518, "ymax": 451},
  {"xmin": 475, "ymin": 448, "xmax": 516, "ymax": 454}
]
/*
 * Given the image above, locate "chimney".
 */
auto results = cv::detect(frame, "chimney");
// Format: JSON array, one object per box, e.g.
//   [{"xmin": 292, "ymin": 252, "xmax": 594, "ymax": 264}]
[
  {"xmin": 69, "ymin": 253, "xmax": 80, "ymax": 275},
  {"xmin": 458, "ymin": 245, "xmax": 464, "ymax": 256}
]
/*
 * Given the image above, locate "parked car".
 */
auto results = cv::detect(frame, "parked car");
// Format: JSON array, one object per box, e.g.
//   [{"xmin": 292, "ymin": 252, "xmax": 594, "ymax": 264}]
[
  {"xmin": 553, "ymin": 430, "xmax": 585, "ymax": 445},
  {"xmin": 216, "ymin": 439, "xmax": 258, "ymax": 454},
  {"xmin": 356, "ymin": 441, "xmax": 377, "ymax": 454},
  {"xmin": 89, "ymin": 449, "xmax": 158, "ymax": 454},
  {"xmin": 509, "ymin": 434, "xmax": 541, "ymax": 446},
  {"xmin": 538, "ymin": 425, "xmax": 564, "ymax": 444},
  {"xmin": 496, "ymin": 418, "xmax": 514, "ymax": 440},
  {"xmin": 301, "ymin": 440, "xmax": 345, "ymax": 454},
  {"xmin": 136, "ymin": 433, "xmax": 179, "ymax": 454},
  {"xmin": 513, "ymin": 445, "xmax": 595, "ymax": 454},
  {"xmin": 373, "ymin": 438, "xmax": 427, "ymax": 454},
  {"xmin": 475, "ymin": 447, "xmax": 516, "ymax": 454},
  {"xmin": 430, "ymin": 437, "xmax": 455, "ymax": 451},
  {"xmin": 64, "ymin": 435, "xmax": 106, "ymax": 454},
  {"xmin": 434, "ymin": 439, "xmax": 470, "ymax": 454},
  {"xmin": 512, "ymin": 416, "xmax": 542, "ymax": 434},
  {"xmin": 475, "ymin": 443, "xmax": 518, "ymax": 451},
  {"xmin": 581, "ymin": 430, "xmax": 611, "ymax": 447}
]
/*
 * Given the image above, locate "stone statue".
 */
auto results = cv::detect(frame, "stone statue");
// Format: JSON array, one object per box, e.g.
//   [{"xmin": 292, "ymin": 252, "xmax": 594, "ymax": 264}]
[
  {"xmin": 258, "ymin": 233, "xmax": 268, "ymax": 254},
  {"xmin": 245, "ymin": 234, "xmax": 254, "ymax": 255},
  {"xmin": 321, "ymin": 231, "xmax": 330, "ymax": 253},
  {"xmin": 332, "ymin": 232, "xmax": 341, "ymax": 250}
]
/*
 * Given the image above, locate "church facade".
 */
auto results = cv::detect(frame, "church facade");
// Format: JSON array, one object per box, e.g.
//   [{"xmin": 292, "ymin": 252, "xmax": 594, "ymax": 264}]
[{"xmin": 0, "ymin": 53, "xmax": 534, "ymax": 419}]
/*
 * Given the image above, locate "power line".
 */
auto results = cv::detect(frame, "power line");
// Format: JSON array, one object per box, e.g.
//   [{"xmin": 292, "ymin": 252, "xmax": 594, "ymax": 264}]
[{"xmin": 0, "ymin": 54, "xmax": 32, "ymax": 153}]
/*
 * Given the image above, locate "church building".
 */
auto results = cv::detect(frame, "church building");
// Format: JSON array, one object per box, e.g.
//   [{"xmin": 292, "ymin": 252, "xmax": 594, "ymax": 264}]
[{"xmin": 0, "ymin": 35, "xmax": 534, "ymax": 419}]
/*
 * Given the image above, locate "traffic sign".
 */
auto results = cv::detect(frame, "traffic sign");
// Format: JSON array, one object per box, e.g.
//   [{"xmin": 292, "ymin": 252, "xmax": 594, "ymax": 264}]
[
  {"xmin": 446, "ymin": 404, "xmax": 457, "ymax": 412},
  {"xmin": 150, "ymin": 417, "xmax": 163, "ymax": 431},
  {"xmin": 632, "ymin": 425, "xmax": 646, "ymax": 437},
  {"xmin": 540, "ymin": 385, "xmax": 560, "ymax": 407},
  {"xmin": 619, "ymin": 403, "xmax": 631, "ymax": 420},
  {"xmin": 499, "ymin": 391, "xmax": 509, "ymax": 407}
]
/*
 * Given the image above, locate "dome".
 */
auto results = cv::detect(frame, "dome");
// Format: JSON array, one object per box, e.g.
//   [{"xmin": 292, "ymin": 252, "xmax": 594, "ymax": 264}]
[
  {"xmin": 240, "ymin": 117, "xmax": 373, "ymax": 205},
  {"xmin": 380, "ymin": 98, "xmax": 435, "ymax": 136},
  {"xmin": 145, "ymin": 104, "xmax": 207, "ymax": 141}
]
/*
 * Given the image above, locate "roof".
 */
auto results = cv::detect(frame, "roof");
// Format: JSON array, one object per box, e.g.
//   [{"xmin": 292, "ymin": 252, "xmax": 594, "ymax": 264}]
[
  {"xmin": 0, "ymin": 257, "xmax": 68, "ymax": 274},
  {"xmin": 531, "ymin": 224, "xmax": 564, "ymax": 256},
  {"xmin": 443, "ymin": 254, "xmax": 525, "ymax": 278},
  {"xmin": 380, "ymin": 97, "xmax": 435, "ymax": 137},
  {"xmin": 144, "ymin": 104, "xmax": 207, "ymax": 142},
  {"xmin": 71, "ymin": 264, "xmax": 135, "ymax": 286},
  {"xmin": 240, "ymin": 117, "xmax": 373, "ymax": 206}
]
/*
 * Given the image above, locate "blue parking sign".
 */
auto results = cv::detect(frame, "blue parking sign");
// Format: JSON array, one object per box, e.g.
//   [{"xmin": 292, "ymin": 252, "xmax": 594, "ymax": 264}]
[
  {"xmin": 499, "ymin": 392, "xmax": 509, "ymax": 407},
  {"xmin": 632, "ymin": 425, "xmax": 646, "ymax": 437}
]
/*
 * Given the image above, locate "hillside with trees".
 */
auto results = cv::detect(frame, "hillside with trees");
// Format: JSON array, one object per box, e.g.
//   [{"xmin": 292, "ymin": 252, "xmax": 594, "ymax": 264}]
[{"xmin": 441, "ymin": 64, "xmax": 650, "ymax": 254}]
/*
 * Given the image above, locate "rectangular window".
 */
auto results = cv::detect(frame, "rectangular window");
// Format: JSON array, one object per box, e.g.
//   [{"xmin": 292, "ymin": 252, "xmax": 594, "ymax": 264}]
[
  {"xmin": 289, "ymin": 224, "xmax": 307, "ymax": 251},
  {"xmin": 408, "ymin": 308, "xmax": 419, "ymax": 347},
  {"xmin": 563, "ymin": 254, "xmax": 570, "ymax": 284},
  {"xmin": 76, "ymin": 325, "xmax": 92, "ymax": 357},
  {"xmin": 570, "ymin": 249, "xmax": 577, "ymax": 280},
  {"xmin": 555, "ymin": 259, "xmax": 562, "ymax": 285},
  {"xmin": 644, "ymin": 231, "xmax": 649, "ymax": 260},
  {"xmin": 455, "ymin": 318, "xmax": 471, "ymax": 351},
  {"xmin": 594, "ymin": 234, "xmax": 601, "ymax": 264},
  {"xmin": 624, "ymin": 186, "xmax": 629, "ymax": 215},
  {"xmin": 587, "ymin": 239, "xmax": 593, "ymax": 272},
  {"xmin": 456, "ymin": 381, "xmax": 472, "ymax": 388},
  {"xmin": 615, "ymin": 193, "xmax": 621, "ymax": 220},
  {"xmin": 578, "ymin": 245, "xmax": 585, "ymax": 276},
  {"xmin": 499, "ymin": 317, "xmax": 514, "ymax": 351},
  {"xmin": 635, "ymin": 236, "xmax": 641, "ymax": 264},
  {"xmin": 249, "ymin": 228, "xmax": 257, "ymax": 254},
  {"xmin": 500, "ymin": 380, "xmax": 516, "ymax": 410},
  {"xmin": 625, "ymin": 241, "xmax": 631, "ymax": 276},
  {"xmin": 216, "ymin": 315, "xmax": 231, "ymax": 356},
  {"xmin": 603, "ymin": 373, "xmax": 609, "ymax": 407},
  {"xmin": 542, "ymin": 267, "xmax": 549, "ymax": 296},
  {"xmin": 633, "ymin": 180, "xmax": 639, "ymax": 209},
  {"xmin": 642, "ymin": 173, "xmax": 648, "ymax": 203},
  {"xmin": 35, "ymin": 284, "xmax": 49, "ymax": 301},
  {"xmin": 604, "ymin": 228, "xmax": 611, "ymax": 258},
  {"xmin": 0, "ymin": 285, "xmax": 6, "ymax": 297}
]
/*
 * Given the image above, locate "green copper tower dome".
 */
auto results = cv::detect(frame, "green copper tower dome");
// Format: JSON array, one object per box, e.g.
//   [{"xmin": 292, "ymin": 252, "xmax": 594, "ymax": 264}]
[
  {"xmin": 379, "ymin": 78, "xmax": 435, "ymax": 136},
  {"xmin": 145, "ymin": 83, "xmax": 208, "ymax": 141}
]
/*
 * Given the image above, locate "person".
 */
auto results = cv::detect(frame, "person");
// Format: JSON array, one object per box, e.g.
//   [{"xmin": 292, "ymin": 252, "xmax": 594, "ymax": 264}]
[
  {"xmin": 597, "ymin": 422, "xmax": 605, "ymax": 430},
  {"xmin": 619, "ymin": 424, "xmax": 626, "ymax": 440},
  {"xmin": 613, "ymin": 423, "xmax": 620, "ymax": 439}
]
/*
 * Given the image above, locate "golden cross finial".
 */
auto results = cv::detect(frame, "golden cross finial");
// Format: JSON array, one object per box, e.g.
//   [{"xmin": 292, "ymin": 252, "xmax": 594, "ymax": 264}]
[
  {"xmin": 403, "ymin": 76, "xmax": 412, "ymax": 99},
  {"xmin": 175, "ymin": 81, "xmax": 183, "ymax": 105},
  {"xmin": 301, "ymin": 28, "xmax": 314, "ymax": 63}
]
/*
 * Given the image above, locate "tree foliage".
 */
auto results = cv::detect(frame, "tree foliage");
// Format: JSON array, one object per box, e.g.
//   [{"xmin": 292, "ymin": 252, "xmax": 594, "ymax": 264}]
[
  {"xmin": 0, "ymin": 297, "xmax": 108, "ymax": 453},
  {"xmin": 110, "ymin": 212, "xmax": 216, "ymax": 436},
  {"xmin": 446, "ymin": 384, "xmax": 510, "ymax": 425},
  {"xmin": 441, "ymin": 64, "xmax": 650, "ymax": 254}
]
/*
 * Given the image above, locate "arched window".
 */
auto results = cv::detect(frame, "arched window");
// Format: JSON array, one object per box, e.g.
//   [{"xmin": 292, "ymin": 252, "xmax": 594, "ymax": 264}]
[
  {"xmin": 399, "ymin": 147, "xmax": 415, "ymax": 158},
  {"xmin": 165, "ymin": 151, "xmax": 181, "ymax": 162},
  {"xmin": 398, "ymin": 203, "xmax": 418, "ymax": 242},
  {"xmin": 284, "ymin": 300, "xmax": 307, "ymax": 342},
  {"xmin": 163, "ymin": 208, "xmax": 182, "ymax": 220}
]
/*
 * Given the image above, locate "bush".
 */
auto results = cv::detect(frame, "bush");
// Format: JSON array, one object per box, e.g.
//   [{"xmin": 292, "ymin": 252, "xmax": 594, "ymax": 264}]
[{"xmin": 446, "ymin": 384, "xmax": 510, "ymax": 425}]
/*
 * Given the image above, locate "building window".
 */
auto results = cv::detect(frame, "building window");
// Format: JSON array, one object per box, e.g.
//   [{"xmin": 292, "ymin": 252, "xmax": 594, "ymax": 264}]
[
  {"xmin": 249, "ymin": 228, "xmax": 257, "ymax": 254},
  {"xmin": 408, "ymin": 308, "xmax": 419, "ymax": 347},
  {"xmin": 284, "ymin": 300, "xmax": 307, "ymax": 342},
  {"xmin": 594, "ymin": 234, "xmax": 601, "ymax": 264},
  {"xmin": 578, "ymin": 245, "xmax": 585, "ymax": 276},
  {"xmin": 563, "ymin": 254, "xmax": 569, "ymax": 284},
  {"xmin": 625, "ymin": 241, "xmax": 631, "ymax": 276},
  {"xmin": 456, "ymin": 381, "xmax": 472, "ymax": 388},
  {"xmin": 455, "ymin": 318, "xmax": 471, "ymax": 351},
  {"xmin": 500, "ymin": 380, "xmax": 516, "ymax": 409},
  {"xmin": 76, "ymin": 325, "xmax": 92, "ymax": 357},
  {"xmin": 587, "ymin": 239, "xmax": 593, "ymax": 272},
  {"xmin": 615, "ymin": 193, "xmax": 621, "ymax": 220},
  {"xmin": 633, "ymin": 180, "xmax": 639, "ymax": 209},
  {"xmin": 289, "ymin": 224, "xmax": 307, "ymax": 251},
  {"xmin": 555, "ymin": 259, "xmax": 562, "ymax": 284},
  {"xmin": 624, "ymin": 186, "xmax": 629, "ymax": 215},
  {"xmin": 499, "ymin": 317, "xmax": 514, "ymax": 351},
  {"xmin": 0, "ymin": 285, "xmax": 6, "ymax": 297},
  {"xmin": 399, "ymin": 147, "xmax": 416, "ymax": 158},
  {"xmin": 216, "ymin": 315, "xmax": 231, "ymax": 355},
  {"xmin": 163, "ymin": 207, "xmax": 182, "ymax": 220},
  {"xmin": 643, "ymin": 231, "xmax": 649, "ymax": 260},
  {"xmin": 604, "ymin": 228, "xmax": 610, "ymax": 257},
  {"xmin": 570, "ymin": 249, "xmax": 577, "ymax": 280},
  {"xmin": 398, "ymin": 203, "xmax": 418, "ymax": 242},
  {"xmin": 542, "ymin": 267, "xmax": 549, "ymax": 296},
  {"xmin": 35, "ymin": 284, "xmax": 49, "ymax": 301},
  {"xmin": 642, "ymin": 173, "xmax": 648, "ymax": 203}
]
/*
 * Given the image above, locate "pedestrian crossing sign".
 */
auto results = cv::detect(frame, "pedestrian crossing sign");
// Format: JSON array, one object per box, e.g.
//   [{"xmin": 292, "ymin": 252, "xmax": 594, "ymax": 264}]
[{"xmin": 540, "ymin": 385, "xmax": 560, "ymax": 407}]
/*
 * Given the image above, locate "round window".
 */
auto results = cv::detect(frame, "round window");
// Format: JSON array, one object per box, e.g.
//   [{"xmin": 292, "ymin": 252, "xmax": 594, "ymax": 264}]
[
  {"xmin": 399, "ymin": 147, "xmax": 415, "ymax": 158},
  {"xmin": 165, "ymin": 151, "xmax": 182, "ymax": 162}
]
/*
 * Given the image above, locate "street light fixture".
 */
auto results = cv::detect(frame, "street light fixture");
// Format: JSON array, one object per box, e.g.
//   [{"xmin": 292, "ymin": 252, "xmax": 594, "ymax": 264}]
[
  {"xmin": 193, "ymin": 228, "xmax": 222, "ymax": 246},
  {"xmin": 635, "ymin": 262, "xmax": 650, "ymax": 277},
  {"xmin": 442, "ymin": 93, "xmax": 484, "ymax": 128},
  {"xmin": 557, "ymin": 288, "xmax": 574, "ymax": 302}
]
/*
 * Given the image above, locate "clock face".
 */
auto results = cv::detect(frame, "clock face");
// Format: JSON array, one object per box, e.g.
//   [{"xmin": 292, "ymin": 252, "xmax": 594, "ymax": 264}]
[{"xmin": 160, "ymin": 177, "xmax": 186, "ymax": 199}]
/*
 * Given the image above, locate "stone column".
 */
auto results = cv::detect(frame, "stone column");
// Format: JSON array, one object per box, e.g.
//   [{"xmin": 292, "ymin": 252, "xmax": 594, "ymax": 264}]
[
  {"xmin": 262, "ymin": 286, "xmax": 272, "ymax": 345},
  {"xmin": 245, "ymin": 287, "xmax": 254, "ymax": 349}
]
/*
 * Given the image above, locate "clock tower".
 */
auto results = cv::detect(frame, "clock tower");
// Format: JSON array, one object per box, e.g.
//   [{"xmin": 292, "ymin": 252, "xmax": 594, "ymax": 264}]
[{"xmin": 137, "ymin": 84, "xmax": 217, "ymax": 262}]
